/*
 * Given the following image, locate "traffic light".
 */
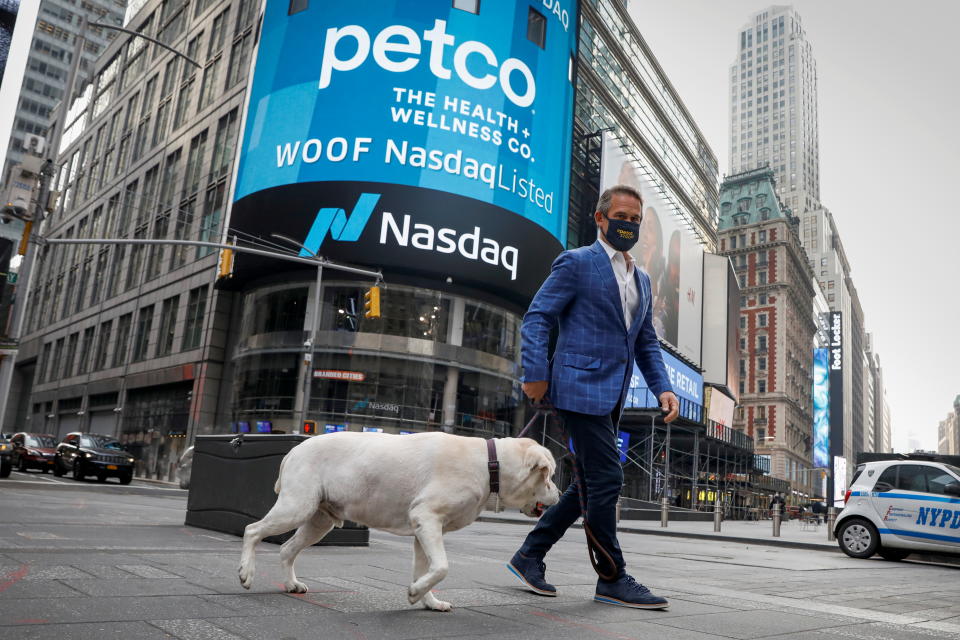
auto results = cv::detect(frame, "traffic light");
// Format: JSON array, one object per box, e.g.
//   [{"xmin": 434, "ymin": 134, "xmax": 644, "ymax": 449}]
[
  {"xmin": 17, "ymin": 221, "xmax": 32, "ymax": 255},
  {"xmin": 217, "ymin": 246, "xmax": 234, "ymax": 279},
  {"xmin": 363, "ymin": 285, "xmax": 381, "ymax": 319},
  {"xmin": 303, "ymin": 420, "xmax": 318, "ymax": 435}
]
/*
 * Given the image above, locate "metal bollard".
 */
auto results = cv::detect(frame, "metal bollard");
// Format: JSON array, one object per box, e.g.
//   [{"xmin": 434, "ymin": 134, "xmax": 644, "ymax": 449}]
[
  {"xmin": 660, "ymin": 497, "xmax": 669, "ymax": 528},
  {"xmin": 616, "ymin": 498, "xmax": 621, "ymax": 523},
  {"xmin": 713, "ymin": 497, "xmax": 722, "ymax": 532},
  {"xmin": 772, "ymin": 503, "xmax": 781, "ymax": 537},
  {"xmin": 826, "ymin": 507, "xmax": 837, "ymax": 541}
]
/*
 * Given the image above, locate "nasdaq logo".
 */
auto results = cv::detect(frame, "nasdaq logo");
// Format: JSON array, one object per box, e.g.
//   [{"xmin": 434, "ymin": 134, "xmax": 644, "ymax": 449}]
[{"xmin": 301, "ymin": 193, "xmax": 381, "ymax": 255}]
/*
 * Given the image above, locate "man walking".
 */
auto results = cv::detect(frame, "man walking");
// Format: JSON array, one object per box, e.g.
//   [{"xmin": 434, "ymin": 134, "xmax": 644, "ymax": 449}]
[{"xmin": 507, "ymin": 185, "xmax": 679, "ymax": 610}]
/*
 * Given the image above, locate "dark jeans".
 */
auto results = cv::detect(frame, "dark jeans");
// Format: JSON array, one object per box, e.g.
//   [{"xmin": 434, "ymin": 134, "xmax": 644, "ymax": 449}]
[{"xmin": 518, "ymin": 408, "xmax": 625, "ymax": 579}]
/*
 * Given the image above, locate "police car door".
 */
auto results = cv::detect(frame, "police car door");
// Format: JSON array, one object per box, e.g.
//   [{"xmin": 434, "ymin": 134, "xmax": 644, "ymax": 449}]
[
  {"xmin": 874, "ymin": 464, "xmax": 960, "ymax": 552},
  {"xmin": 913, "ymin": 464, "xmax": 960, "ymax": 550}
]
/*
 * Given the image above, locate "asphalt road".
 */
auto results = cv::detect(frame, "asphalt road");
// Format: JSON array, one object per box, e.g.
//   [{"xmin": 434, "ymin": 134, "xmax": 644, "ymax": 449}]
[{"xmin": 1, "ymin": 477, "xmax": 960, "ymax": 639}]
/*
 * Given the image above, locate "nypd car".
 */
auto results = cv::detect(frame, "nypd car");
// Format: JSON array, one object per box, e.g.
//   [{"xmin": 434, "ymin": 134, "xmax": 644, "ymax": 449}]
[{"xmin": 835, "ymin": 459, "xmax": 960, "ymax": 561}]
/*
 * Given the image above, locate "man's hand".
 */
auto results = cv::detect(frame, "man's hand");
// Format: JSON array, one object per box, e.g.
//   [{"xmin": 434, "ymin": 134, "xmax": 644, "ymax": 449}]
[
  {"xmin": 522, "ymin": 381, "xmax": 549, "ymax": 402},
  {"xmin": 659, "ymin": 391, "xmax": 679, "ymax": 423}
]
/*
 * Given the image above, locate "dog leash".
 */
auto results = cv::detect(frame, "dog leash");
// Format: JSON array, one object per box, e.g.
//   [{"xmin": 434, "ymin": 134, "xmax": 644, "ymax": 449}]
[{"xmin": 518, "ymin": 400, "xmax": 619, "ymax": 582}]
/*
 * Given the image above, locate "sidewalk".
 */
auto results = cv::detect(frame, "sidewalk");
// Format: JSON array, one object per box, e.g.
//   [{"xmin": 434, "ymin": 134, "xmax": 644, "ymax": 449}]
[
  {"xmin": 4, "ymin": 481, "xmax": 960, "ymax": 640},
  {"xmin": 480, "ymin": 510, "xmax": 838, "ymax": 551}
]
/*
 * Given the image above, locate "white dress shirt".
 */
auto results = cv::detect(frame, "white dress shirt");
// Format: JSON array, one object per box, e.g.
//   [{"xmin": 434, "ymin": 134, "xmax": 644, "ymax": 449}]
[{"xmin": 599, "ymin": 236, "xmax": 639, "ymax": 328}]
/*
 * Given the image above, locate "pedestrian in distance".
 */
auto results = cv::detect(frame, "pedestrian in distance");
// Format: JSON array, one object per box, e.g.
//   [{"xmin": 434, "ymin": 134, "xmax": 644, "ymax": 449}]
[{"xmin": 506, "ymin": 184, "xmax": 680, "ymax": 611}]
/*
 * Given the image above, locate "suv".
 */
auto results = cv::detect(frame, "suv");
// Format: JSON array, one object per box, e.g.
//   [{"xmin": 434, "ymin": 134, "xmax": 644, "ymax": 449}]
[
  {"xmin": 54, "ymin": 433, "xmax": 136, "ymax": 484},
  {"xmin": 10, "ymin": 432, "xmax": 58, "ymax": 473},
  {"xmin": 0, "ymin": 434, "xmax": 11, "ymax": 478},
  {"xmin": 835, "ymin": 459, "xmax": 960, "ymax": 561}
]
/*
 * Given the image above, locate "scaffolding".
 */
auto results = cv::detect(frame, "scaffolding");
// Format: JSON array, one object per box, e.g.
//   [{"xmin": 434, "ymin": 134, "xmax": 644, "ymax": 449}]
[{"xmin": 527, "ymin": 409, "xmax": 789, "ymax": 521}]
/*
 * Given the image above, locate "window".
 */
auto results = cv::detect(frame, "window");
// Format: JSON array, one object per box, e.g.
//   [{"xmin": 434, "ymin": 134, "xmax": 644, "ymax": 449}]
[
  {"xmin": 183, "ymin": 286, "xmax": 208, "ymax": 350},
  {"xmin": 758, "ymin": 230, "xmax": 767, "ymax": 243},
  {"xmin": 758, "ymin": 356, "xmax": 767, "ymax": 370},
  {"xmin": 527, "ymin": 7, "xmax": 546, "ymax": 48},
  {"xmin": 757, "ymin": 335, "xmax": 767, "ymax": 351},
  {"xmin": 211, "ymin": 109, "xmax": 238, "ymax": 180},
  {"xmin": 132, "ymin": 305, "xmax": 155, "ymax": 362},
  {"xmin": 759, "ymin": 293, "xmax": 767, "ymax": 304},
  {"xmin": 739, "ymin": 316, "xmax": 746, "ymax": 329},
  {"xmin": 758, "ymin": 379, "xmax": 767, "ymax": 393},
  {"xmin": 94, "ymin": 320, "xmax": 112, "ymax": 371},
  {"xmin": 758, "ymin": 313, "xmax": 767, "ymax": 327},
  {"xmin": 184, "ymin": 130, "xmax": 208, "ymax": 196},
  {"xmin": 757, "ymin": 427, "xmax": 766, "ymax": 441},
  {"xmin": 77, "ymin": 327, "xmax": 94, "ymax": 375},
  {"xmin": 757, "ymin": 270, "xmax": 767, "ymax": 285},
  {"xmin": 64, "ymin": 333, "xmax": 79, "ymax": 379},
  {"xmin": 739, "ymin": 359, "xmax": 745, "ymax": 375},
  {"xmin": 113, "ymin": 313, "xmax": 132, "ymax": 367},
  {"xmin": 157, "ymin": 295, "xmax": 179, "ymax": 356}
]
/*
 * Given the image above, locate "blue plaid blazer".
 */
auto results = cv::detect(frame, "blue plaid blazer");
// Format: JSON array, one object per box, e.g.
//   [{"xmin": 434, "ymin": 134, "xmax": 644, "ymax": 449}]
[{"xmin": 521, "ymin": 240, "xmax": 673, "ymax": 416}]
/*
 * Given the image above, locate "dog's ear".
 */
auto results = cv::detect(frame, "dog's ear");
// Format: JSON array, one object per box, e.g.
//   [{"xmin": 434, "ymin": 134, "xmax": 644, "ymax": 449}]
[{"xmin": 523, "ymin": 444, "xmax": 554, "ymax": 480}]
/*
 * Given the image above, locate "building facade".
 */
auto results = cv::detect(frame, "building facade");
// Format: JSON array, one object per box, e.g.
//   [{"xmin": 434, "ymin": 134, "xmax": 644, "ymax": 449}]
[
  {"xmin": 3, "ymin": 0, "xmax": 126, "ymax": 182},
  {"xmin": 938, "ymin": 397, "xmax": 960, "ymax": 456},
  {"xmin": 728, "ymin": 5, "xmax": 819, "ymax": 214},
  {"xmin": 718, "ymin": 167, "xmax": 818, "ymax": 498}
]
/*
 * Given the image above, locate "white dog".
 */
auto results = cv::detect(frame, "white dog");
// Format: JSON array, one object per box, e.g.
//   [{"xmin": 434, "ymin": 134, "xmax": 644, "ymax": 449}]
[{"xmin": 238, "ymin": 431, "xmax": 560, "ymax": 611}]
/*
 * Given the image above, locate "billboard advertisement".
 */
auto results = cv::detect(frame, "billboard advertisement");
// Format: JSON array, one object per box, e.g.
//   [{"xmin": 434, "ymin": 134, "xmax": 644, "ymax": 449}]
[
  {"xmin": 599, "ymin": 132, "xmax": 703, "ymax": 364},
  {"xmin": 625, "ymin": 350, "xmax": 703, "ymax": 422},
  {"xmin": 705, "ymin": 386, "xmax": 735, "ymax": 428},
  {"xmin": 701, "ymin": 253, "xmax": 739, "ymax": 400},
  {"xmin": 228, "ymin": 0, "xmax": 577, "ymax": 307},
  {"xmin": 812, "ymin": 347, "xmax": 830, "ymax": 468}
]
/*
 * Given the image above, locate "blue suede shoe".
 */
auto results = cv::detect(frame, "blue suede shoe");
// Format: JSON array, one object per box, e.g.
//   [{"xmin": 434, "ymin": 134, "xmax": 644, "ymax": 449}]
[
  {"xmin": 507, "ymin": 551, "xmax": 557, "ymax": 596},
  {"xmin": 594, "ymin": 574, "xmax": 669, "ymax": 609}
]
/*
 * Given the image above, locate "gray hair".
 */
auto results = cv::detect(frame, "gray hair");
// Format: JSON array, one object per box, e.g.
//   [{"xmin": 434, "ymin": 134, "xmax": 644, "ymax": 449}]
[{"xmin": 596, "ymin": 184, "xmax": 643, "ymax": 215}]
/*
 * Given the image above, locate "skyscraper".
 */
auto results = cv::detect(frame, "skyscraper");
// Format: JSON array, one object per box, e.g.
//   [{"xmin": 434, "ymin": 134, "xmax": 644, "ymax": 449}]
[
  {"xmin": 2, "ymin": 0, "xmax": 125, "ymax": 181},
  {"xmin": 729, "ymin": 5, "xmax": 819, "ymax": 214}
]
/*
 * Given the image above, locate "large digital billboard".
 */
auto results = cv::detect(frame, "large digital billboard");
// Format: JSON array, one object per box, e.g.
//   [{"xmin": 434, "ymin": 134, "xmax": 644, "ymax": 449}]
[
  {"xmin": 228, "ymin": 0, "xmax": 577, "ymax": 307},
  {"xmin": 625, "ymin": 350, "xmax": 703, "ymax": 422},
  {"xmin": 599, "ymin": 133, "xmax": 703, "ymax": 364},
  {"xmin": 812, "ymin": 347, "xmax": 830, "ymax": 468}
]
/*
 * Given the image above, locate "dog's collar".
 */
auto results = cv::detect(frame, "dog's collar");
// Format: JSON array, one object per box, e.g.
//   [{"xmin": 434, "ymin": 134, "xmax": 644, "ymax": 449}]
[{"xmin": 486, "ymin": 438, "xmax": 500, "ymax": 495}]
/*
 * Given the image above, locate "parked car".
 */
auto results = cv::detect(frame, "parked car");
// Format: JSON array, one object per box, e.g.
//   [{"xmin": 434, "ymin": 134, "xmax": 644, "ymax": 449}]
[
  {"xmin": 0, "ymin": 435, "xmax": 11, "ymax": 478},
  {"xmin": 54, "ymin": 432, "xmax": 135, "ymax": 484},
  {"xmin": 835, "ymin": 459, "xmax": 960, "ymax": 561},
  {"xmin": 10, "ymin": 432, "xmax": 58, "ymax": 473},
  {"xmin": 176, "ymin": 446, "xmax": 194, "ymax": 489}
]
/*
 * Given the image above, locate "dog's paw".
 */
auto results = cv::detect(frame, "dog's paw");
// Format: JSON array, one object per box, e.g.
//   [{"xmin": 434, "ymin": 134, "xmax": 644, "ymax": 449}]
[
  {"xmin": 284, "ymin": 579, "xmax": 308, "ymax": 594},
  {"xmin": 407, "ymin": 584, "xmax": 426, "ymax": 605},
  {"xmin": 423, "ymin": 592, "xmax": 452, "ymax": 612},
  {"xmin": 238, "ymin": 563, "xmax": 254, "ymax": 590}
]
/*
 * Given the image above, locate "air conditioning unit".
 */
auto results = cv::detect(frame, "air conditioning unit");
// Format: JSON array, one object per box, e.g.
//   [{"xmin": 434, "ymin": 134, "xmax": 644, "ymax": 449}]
[{"xmin": 24, "ymin": 134, "xmax": 46, "ymax": 156}]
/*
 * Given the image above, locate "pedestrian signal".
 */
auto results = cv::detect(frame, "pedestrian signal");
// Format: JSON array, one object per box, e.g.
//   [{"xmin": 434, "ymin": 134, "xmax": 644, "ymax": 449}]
[
  {"xmin": 303, "ymin": 420, "xmax": 318, "ymax": 435},
  {"xmin": 363, "ymin": 286, "xmax": 381, "ymax": 319}
]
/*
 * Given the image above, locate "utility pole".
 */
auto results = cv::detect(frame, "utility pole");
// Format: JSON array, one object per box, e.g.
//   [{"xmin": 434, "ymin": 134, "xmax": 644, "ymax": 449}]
[{"xmin": 0, "ymin": 158, "xmax": 54, "ymax": 429}]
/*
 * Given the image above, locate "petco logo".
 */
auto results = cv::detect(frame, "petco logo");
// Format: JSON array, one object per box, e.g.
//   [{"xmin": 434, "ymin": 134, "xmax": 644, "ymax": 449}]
[{"xmin": 301, "ymin": 193, "xmax": 519, "ymax": 280}]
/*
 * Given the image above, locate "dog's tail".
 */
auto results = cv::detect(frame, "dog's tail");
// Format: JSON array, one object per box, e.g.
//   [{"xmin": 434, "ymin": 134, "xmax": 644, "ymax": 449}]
[{"xmin": 274, "ymin": 452, "xmax": 289, "ymax": 494}]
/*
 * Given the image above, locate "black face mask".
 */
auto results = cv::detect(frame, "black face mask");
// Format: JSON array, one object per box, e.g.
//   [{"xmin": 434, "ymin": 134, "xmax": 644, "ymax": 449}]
[{"xmin": 603, "ymin": 216, "xmax": 640, "ymax": 251}]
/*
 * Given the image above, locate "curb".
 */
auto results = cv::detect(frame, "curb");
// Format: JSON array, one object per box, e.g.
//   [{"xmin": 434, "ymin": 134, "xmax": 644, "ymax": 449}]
[{"xmin": 477, "ymin": 515, "xmax": 839, "ymax": 553}]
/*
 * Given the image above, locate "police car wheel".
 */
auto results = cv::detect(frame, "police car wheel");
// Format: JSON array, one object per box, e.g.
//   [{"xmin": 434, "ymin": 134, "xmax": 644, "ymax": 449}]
[
  {"xmin": 838, "ymin": 518, "xmax": 879, "ymax": 559},
  {"xmin": 877, "ymin": 547, "xmax": 910, "ymax": 562}
]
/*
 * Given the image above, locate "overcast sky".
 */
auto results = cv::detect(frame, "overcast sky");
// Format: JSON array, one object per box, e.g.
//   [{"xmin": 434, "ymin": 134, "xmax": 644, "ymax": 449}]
[{"xmin": 629, "ymin": 1, "xmax": 960, "ymax": 452}]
